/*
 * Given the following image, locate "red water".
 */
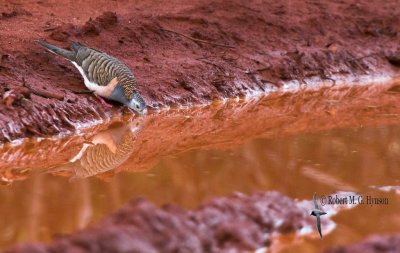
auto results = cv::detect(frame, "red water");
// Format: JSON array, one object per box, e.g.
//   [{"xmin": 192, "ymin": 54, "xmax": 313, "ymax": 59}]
[{"xmin": 1, "ymin": 92, "xmax": 400, "ymax": 251}]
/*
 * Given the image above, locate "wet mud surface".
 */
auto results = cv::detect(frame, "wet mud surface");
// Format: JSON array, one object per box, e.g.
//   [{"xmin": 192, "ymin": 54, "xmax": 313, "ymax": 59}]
[
  {"xmin": 1, "ymin": 0, "xmax": 400, "ymax": 141},
  {"xmin": 2, "ymin": 192, "xmax": 314, "ymax": 253}
]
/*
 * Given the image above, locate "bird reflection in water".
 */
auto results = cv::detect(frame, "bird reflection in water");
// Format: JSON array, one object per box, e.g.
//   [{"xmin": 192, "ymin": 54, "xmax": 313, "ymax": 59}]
[{"xmin": 47, "ymin": 118, "xmax": 143, "ymax": 181}]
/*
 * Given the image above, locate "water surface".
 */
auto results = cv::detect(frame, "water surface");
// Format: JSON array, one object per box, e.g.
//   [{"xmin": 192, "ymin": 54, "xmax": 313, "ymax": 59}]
[{"xmin": 1, "ymin": 92, "xmax": 400, "ymax": 251}]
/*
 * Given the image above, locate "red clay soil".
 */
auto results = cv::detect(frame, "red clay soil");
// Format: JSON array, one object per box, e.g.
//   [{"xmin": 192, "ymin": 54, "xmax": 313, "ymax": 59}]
[
  {"xmin": 2, "ymin": 191, "xmax": 315, "ymax": 253},
  {"xmin": 324, "ymin": 234, "xmax": 400, "ymax": 253},
  {"xmin": 1, "ymin": 0, "xmax": 400, "ymax": 141}
]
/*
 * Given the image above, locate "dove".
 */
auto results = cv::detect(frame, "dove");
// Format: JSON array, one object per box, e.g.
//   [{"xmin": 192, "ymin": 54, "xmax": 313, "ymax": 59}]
[{"xmin": 36, "ymin": 40, "xmax": 146, "ymax": 114}]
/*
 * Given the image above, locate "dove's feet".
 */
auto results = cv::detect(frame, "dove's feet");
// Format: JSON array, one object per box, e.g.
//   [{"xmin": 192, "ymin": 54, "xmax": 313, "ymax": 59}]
[{"xmin": 95, "ymin": 95, "xmax": 113, "ymax": 108}]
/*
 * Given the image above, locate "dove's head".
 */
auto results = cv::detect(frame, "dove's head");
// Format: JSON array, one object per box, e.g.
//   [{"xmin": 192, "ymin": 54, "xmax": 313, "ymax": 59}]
[{"xmin": 127, "ymin": 92, "xmax": 147, "ymax": 115}]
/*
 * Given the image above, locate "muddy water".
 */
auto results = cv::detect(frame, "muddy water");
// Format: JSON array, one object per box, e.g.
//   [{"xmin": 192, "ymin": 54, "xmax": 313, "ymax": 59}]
[{"xmin": 1, "ymin": 87, "xmax": 400, "ymax": 251}]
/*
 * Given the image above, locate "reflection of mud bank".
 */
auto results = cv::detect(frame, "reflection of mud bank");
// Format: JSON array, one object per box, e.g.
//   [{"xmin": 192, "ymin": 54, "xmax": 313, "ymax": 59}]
[
  {"xmin": 324, "ymin": 234, "xmax": 400, "ymax": 253},
  {"xmin": 1, "ymin": 0, "xmax": 400, "ymax": 141},
  {"xmin": 2, "ymin": 83, "xmax": 400, "ymax": 183},
  {"xmin": 1, "ymin": 123, "xmax": 399, "ymax": 248},
  {"xmin": 3, "ymin": 192, "xmax": 315, "ymax": 253}
]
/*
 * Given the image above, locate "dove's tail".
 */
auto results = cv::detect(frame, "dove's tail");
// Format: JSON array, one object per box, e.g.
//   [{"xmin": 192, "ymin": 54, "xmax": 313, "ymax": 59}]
[{"xmin": 36, "ymin": 40, "xmax": 76, "ymax": 61}]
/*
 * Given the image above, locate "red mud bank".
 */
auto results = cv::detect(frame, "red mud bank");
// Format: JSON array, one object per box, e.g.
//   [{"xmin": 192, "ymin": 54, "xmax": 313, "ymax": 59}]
[
  {"xmin": 1, "ymin": 0, "xmax": 400, "ymax": 141},
  {"xmin": 2, "ymin": 192, "xmax": 314, "ymax": 253},
  {"xmin": 324, "ymin": 234, "xmax": 400, "ymax": 253},
  {"xmin": 3, "ymin": 83, "xmax": 400, "ymax": 182}
]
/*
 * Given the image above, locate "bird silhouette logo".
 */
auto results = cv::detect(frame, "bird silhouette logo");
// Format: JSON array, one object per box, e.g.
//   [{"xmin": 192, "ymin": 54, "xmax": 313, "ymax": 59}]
[{"xmin": 310, "ymin": 192, "xmax": 327, "ymax": 239}]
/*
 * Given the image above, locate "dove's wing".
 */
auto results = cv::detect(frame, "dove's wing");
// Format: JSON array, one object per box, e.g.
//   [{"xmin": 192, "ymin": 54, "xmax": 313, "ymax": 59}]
[
  {"xmin": 314, "ymin": 192, "xmax": 319, "ymax": 209},
  {"xmin": 317, "ymin": 215, "xmax": 323, "ymax": 238}
]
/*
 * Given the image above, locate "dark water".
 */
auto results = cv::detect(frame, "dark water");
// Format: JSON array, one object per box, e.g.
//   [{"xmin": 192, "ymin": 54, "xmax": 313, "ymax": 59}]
[{"xmin": 0, "ymin": 114, "xmax": 400, "ymax": 251}]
